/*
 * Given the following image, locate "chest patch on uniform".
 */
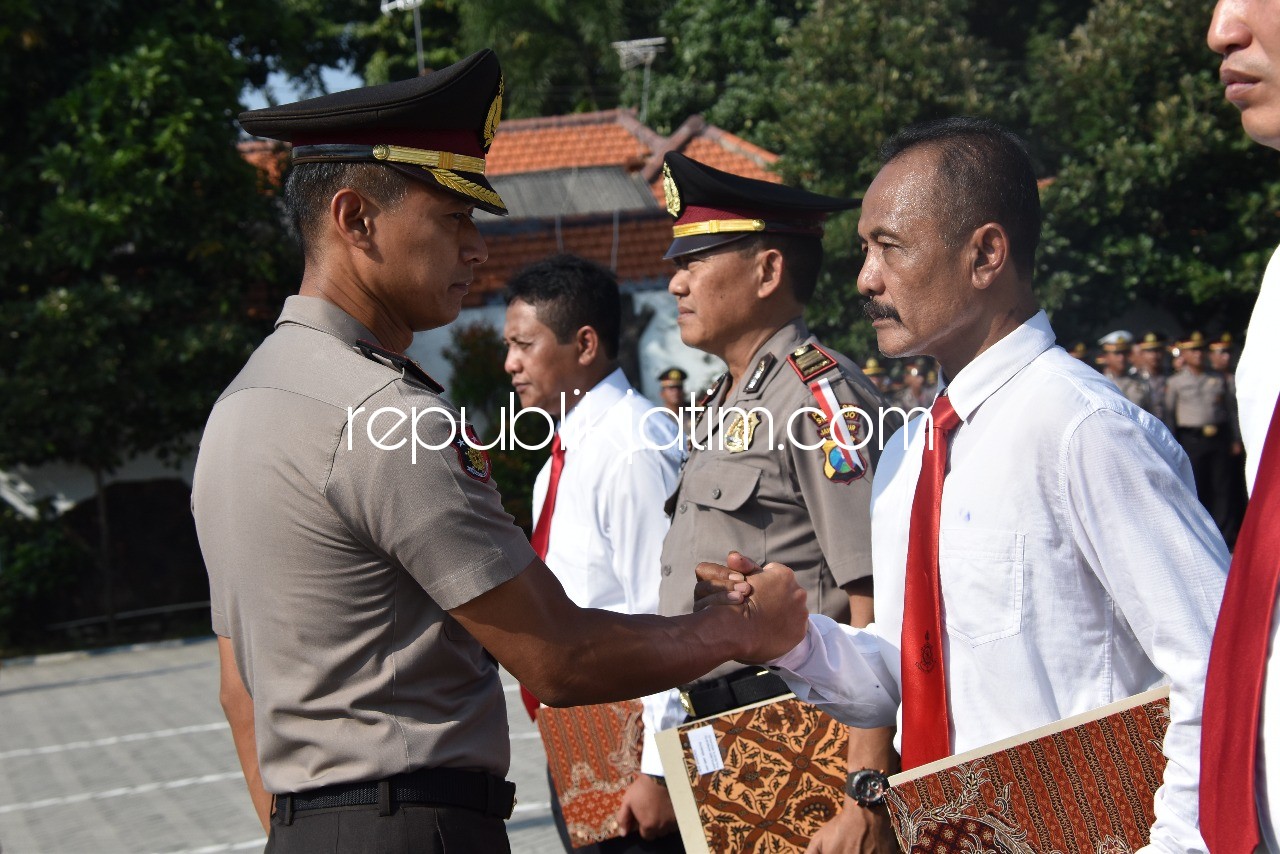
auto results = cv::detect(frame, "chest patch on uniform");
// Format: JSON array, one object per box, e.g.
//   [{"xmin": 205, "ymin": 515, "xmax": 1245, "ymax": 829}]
[
  {"xmin": 724, "ymin": 411, "xmax": 761, "ymax": 453},
  {"xmin": 453, "ymin": 424, "xmax": 492, "ymax": 481},
  {"xmin": 787, "ymin": 342, "xmax": 837, "ymax": 382},
  {"xmin": 807, "ymin": 378, "xmax": 868, "ymax": 483},
  {"xmin": 743, "ymin": 354, "xmax": 776, "ymax": 394}
]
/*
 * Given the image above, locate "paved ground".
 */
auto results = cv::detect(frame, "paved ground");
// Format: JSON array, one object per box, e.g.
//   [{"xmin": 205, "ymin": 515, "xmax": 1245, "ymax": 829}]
[{"xmin": 0, "ymin": 637, "xmax": 564, "ymax": 853}]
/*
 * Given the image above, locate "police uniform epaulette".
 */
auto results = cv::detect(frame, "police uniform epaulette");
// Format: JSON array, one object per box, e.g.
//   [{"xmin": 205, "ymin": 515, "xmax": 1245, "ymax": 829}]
[
  {"xmin": 356, "ymin": 339, "xmax": 444, "ymax": 393},
  {"xmin": 787, "ymin": 342, "xmax": 838, "ymax": 382}
]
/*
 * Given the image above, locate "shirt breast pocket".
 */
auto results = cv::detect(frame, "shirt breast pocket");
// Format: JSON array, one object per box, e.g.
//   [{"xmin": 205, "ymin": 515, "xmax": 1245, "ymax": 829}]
[{"xmin": 938, "ymin": 528, "xmax": 1025, "ymax": 646}]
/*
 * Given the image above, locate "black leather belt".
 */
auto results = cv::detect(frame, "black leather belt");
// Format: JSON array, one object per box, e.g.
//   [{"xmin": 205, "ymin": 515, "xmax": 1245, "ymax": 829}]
[
  {"xmin": 278, "ymin": 768, "xmax": 516, "ymax": 821},
  {"xmin": 680, "ymin": 667, "xmax": 790, "ymax": 720}
]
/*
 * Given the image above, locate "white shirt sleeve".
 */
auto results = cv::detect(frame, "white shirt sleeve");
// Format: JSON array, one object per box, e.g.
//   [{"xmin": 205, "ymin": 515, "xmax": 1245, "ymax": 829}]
[
  {"xmin": 639, "ymin": 688, "xmax": 687, "ymax": 776},
  {"xmin": 1063, "ymin": 409, "xmax": 1228, "ymax": 854},
  {"xmin": 767, "ymin": 615, "xmax": 900, "ymax": 729},
  {"xmin": 601, "ymin": 447, "xmax": 680, "ymax": 616}
]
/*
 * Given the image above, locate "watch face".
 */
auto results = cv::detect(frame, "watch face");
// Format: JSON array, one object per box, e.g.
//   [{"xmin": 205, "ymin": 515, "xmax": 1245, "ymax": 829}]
[{"xmin": 846, "ymin": 769, "xmax": 889, "ymax": 807}]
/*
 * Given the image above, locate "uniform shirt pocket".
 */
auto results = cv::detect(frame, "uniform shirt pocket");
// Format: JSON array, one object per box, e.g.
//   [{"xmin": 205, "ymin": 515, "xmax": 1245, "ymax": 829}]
[
  {"xmin": 938, "ymin": 528, "xmax": 1025, "ymax": 646},
  {"xmin": 684, "ymin": 460, "xmax": 761, "ymax": 512}
]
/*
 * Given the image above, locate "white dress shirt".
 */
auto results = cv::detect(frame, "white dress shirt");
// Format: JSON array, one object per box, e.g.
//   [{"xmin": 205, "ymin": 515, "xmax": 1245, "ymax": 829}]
[
  {"xmin": 1242, "ymin": 246, "xmax": 1280, "ymax": 851},
  {"xmin": 770, "ymin": 311, "xmax": 1228, "ymax": 853},
  {"xmin": 533, "ymin": 368, "xmax": 682, "ymax": 615}
]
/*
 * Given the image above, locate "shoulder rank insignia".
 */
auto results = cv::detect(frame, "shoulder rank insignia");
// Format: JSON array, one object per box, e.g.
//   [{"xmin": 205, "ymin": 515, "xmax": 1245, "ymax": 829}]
[
  {"xmin": 453, "ymin": 423, "xmax": 492, "ymax": 482},
  {"xmin": 356, "ymin": 339, "xmax": 444, "ymax": 393},
  {"xmin": 743, "ymin": 354, "xmax": 776, "ymax": 395},
  {"xmin": 788, "ymin": 342, "xmax": 838, "ymax": 382}
]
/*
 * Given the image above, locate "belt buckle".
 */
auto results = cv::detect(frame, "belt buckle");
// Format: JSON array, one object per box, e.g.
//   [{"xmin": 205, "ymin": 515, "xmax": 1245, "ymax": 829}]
[
  {"xmin": 679, "ymin": 690, "xmax": 696, "ymax": 718},
  {"xmin": 1202, "ymin": 424, "xmax": 1219, "ymax": 438}
]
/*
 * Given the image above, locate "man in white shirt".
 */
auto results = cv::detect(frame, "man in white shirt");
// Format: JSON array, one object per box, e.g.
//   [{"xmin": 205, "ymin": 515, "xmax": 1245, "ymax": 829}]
[
  {"xmin": 704, "ymin": 117, "xmax": 1228, "ymax": 853},
  {"xmin": 503, "ymin": 253, "xmax": 684, "ymax": 853},
  {"xmin": 1200, "ymin": 5, "xmax": 1280, "ymax": 851}
]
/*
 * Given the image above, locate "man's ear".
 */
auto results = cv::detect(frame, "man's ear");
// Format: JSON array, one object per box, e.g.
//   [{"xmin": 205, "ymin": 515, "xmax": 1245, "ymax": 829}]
[
  {"xmin": 970, "ymin": 222, "xmax": 1010, "ymax": 291},
  {"xmin": 756, "ymin": 247, "xmax": 787, "ymax": 300},
  {"xmin": 331, "ymin": 188, "xmax": 376, "ymax": 250},
  {"xmin": 576, "ymin": 325, "xmax": 601, "ymax": 366}
]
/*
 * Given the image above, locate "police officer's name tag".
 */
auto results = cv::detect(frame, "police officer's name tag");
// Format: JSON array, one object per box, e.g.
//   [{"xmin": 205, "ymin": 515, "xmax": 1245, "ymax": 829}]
[{"xmin": 686, "ymin": 725, "xmax": 725, "ymax": 775}]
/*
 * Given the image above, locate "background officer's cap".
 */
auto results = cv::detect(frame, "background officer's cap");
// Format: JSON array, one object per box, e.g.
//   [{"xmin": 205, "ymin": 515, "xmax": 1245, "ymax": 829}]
[
  {"xmin": 660, "ymin": 151, "xmax": 858, "ymax": 259},
  {"xmin": 1176, "ymin": 331, "xmax": 1207, "ymax": 350},
  {"xmin": 1069, "ymin": 342, "xmax": 1088, "ymax": 358},
  {"xmin": 238, "ymin": 50, "xmax": 508, "ymax": 215},
  {"xmin": 1137, "ymin": 331, "xmax": 1166, "ymax": 351},
  {"xmin": 862, "ymin": 357, "xmax": 885, "ymax": 377},
  {"xmin": 658, "ymin": 367, "xmax": 688, "ymax": 386},
  {"xmin": 1097, "ymin": 330, "xmax": 1133, "ymax": 352},
  {"xmin": 1209, "ymin": 332, "xmax": 1233, "ymax": 352}
]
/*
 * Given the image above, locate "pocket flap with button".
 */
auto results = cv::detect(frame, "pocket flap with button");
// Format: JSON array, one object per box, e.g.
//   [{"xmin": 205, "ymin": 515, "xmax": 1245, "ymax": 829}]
[{"xmin": 685, "ymin": 461, "xmax": 761, "ymax": 511}]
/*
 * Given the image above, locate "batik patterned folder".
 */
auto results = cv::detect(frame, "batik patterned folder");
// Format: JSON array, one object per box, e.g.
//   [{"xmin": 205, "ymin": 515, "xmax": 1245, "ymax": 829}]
[
  {"xmin": 884, "ymin": 686, "xmax": 1171, "ymax": 853},
  {"xmin": 655, "ymin": 695, "xmax": 851, "ymax": 854},
  {"xmin": 537, "ymin": 700, "xmax": 644, "ymax": 849}
]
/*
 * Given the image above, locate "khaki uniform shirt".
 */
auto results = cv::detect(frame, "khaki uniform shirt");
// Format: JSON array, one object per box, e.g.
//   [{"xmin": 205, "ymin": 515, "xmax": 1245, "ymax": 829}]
[
  {"xmin": 193, "ymin": 296, "xmax": 535, "ymax": 794},
  {"xmin": 659, "ymin": 319, "xmax": 893, "ymax": 682},
  {"xmin": 1164, "ymin": 368, "xmax": 1230, "ymax": 432},
  {"xmin": 1106, "ymin": 369, "xmax": 1152, "ymax": 411}
]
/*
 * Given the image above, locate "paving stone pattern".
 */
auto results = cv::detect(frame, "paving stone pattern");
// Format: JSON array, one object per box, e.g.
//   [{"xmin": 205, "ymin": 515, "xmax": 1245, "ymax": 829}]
[{"xmin": 0, "ymin": 638, "xmax": 564, "ymax": 853}]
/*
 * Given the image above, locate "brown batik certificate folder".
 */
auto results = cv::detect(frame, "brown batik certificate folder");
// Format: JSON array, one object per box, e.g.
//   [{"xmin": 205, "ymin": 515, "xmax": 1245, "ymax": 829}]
[
  {"xmin": 537, "ymin": 700, "xmax": 644, "ymax": 849},
  {"xmin": 655, "ymin": 694, "xmax": 852, "ymax": 853},
  {"xmin": 884, "ymin": 685, "xmax": 1171, "ymax": 853}
]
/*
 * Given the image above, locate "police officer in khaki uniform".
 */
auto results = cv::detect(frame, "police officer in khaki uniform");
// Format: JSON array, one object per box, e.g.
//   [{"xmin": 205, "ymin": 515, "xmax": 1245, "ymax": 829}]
[
  {"xmin": 622, "ymin": 152, "xmax": 900, "ymax": 852},
  {"xmin": 1209, "ymin": 332, "xmax": 1247, "ymax": 546},
  {"xmin": 1164, "ymin": 330, "xmax": 1235, "ymax": 540},
  {"xmin": 862, "ymin": 357, "xmax": 891, "ymax": 394},
  {"xmin": 1097, "ymin": 330, "xmax": 1152, "ymax": 410},
  {"xmin": 193, "ymin": 53, "xmax": 809, "ymax": 854},
  {"xmin": 1132, "ymin": 331, "xmax": 1169, "ymax": 421}
]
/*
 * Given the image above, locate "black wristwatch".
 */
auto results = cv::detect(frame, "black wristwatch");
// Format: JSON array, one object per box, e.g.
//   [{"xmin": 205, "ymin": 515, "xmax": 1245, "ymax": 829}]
[{"xmin": 845, "ymin": 768, "xmax": 890, "ymax": 807}]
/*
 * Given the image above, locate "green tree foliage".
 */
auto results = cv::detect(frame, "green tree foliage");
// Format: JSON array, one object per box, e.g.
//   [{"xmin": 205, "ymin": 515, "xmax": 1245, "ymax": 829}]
[
  {"xmin": 0, "ymin": 2, "xmax": 342, "ymax": 628},
  {"xmin": 1028, "ymin": 0, "xmax": 1280, "ymax": 337},
  {"xmin": 763, "ymin": 0, "xmax": 1010, "ymax": 359},
  {"xmin": 450, "ymin": 0, "xmax": 634, "ymax": 117},
  {"xmin": 637, "ymin": 0, "xmax": 811, "ymax": 136}
]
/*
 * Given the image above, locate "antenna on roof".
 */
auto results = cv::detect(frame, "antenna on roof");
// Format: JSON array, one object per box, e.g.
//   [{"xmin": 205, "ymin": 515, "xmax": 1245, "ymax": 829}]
[
  {"xmin": 611, "ymin": 37, "xmax": 666, "ymax": 125},
  {"xmin": 381, "ymin": 0, "xmax": 428, "ymax": 76}
]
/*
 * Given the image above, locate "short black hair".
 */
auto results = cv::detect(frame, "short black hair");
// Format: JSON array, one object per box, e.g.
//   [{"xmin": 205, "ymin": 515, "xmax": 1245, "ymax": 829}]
[
  {"xmin": 282, "ymin": 163, "xmax": 411, "ymax": 259},
  {"xmin": 505, "ymin": 254, "xmax": 622, "ymax": 359},
  {"xmin": 881, "ymin": 117, "xmax": 1040, "ymax": 277},
  {"xmin": 735, "ymin": 233, "xmax": 825, "ymax": 304}
]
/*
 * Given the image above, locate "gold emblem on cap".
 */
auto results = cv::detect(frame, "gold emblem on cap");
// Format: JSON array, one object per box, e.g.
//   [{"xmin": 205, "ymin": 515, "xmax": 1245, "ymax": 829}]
[
  {"xmin": 484, "ymin": 75, "xmax": 504, "ymax": 149},
  {"xmin": 663, "ymin": 163, "xmax": 682, "ymax": 218}
]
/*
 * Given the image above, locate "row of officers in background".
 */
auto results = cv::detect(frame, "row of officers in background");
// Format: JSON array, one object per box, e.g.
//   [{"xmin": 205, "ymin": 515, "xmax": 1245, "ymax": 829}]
[
  {"xmin": 855, "ymin": 328, "xmax": 1248, "ymax": 548},
  {"xmin": 661, "ymin": 326, "xmax": 1247, "ymax": 549}
]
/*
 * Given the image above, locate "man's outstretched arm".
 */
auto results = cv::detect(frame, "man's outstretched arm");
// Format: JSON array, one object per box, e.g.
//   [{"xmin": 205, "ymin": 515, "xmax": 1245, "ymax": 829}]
[
  {"xmin": 217, "ymin": 636, "xmax": 271, "ymax": 832},
  {"xmin": 450, "ymin": 557, "xmax": 808, "ymax": 707}
]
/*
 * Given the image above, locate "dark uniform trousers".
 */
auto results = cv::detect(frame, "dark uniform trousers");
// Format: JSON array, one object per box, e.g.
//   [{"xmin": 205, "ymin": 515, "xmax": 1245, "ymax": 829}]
[
  {"xmin": 266, "ymin": 803, "xmax": 510, "ymax": 853},
  {"xmin": 1177, "ymin": 428, "xmax": 1235, "ymax": 541}
]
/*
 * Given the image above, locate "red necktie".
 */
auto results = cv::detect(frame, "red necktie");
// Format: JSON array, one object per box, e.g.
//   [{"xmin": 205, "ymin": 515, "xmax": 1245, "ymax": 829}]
[
  {"xmin": 1200, "ymin": 393, "xmax": 1280, "ymax": 852},
  {"xmin": 900, "ymin": 394, "xmax": 961, "ymax": 770},
  {"xmin": 521, "ymin": 434, "xmax": 565, "ymax": 721}
]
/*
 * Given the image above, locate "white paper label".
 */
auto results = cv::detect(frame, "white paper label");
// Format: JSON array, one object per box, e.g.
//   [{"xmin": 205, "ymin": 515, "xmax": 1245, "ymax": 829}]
[{"xmin": 686, "ymin": 725, "xmax": 724, "ymax": 775}]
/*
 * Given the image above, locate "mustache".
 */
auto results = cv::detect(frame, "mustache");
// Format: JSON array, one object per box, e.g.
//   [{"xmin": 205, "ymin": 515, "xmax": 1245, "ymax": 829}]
[{"xmin": 862, "ymin": 299, "xmax": 901, "ymax": 323}]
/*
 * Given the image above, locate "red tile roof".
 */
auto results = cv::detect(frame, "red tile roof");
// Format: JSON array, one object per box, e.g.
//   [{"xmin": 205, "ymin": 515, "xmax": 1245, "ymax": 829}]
[
  {"xmin": 469, "ymin": 211, "xmax": 672, "ymax": 303},
  {"xmin": 487, "ymin": 110, "xmax": 665, "ymax": 176}
]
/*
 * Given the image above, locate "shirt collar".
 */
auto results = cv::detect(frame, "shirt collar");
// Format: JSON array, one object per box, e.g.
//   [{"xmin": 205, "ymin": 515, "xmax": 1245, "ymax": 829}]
[
  {"xmin": 942, "ymin": 310, "xmax": 1056, "ymax": 422},
  {"xmin": 559, "ymin": 367, "xmax": 631, "ymax": 446},
  {"xmin": 732, "ymin": 316, "xmax": 810, "ymax": 402},
  {"xmin": 276, "ymin": 295, "xmax": 380, "ymax": 347}
]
